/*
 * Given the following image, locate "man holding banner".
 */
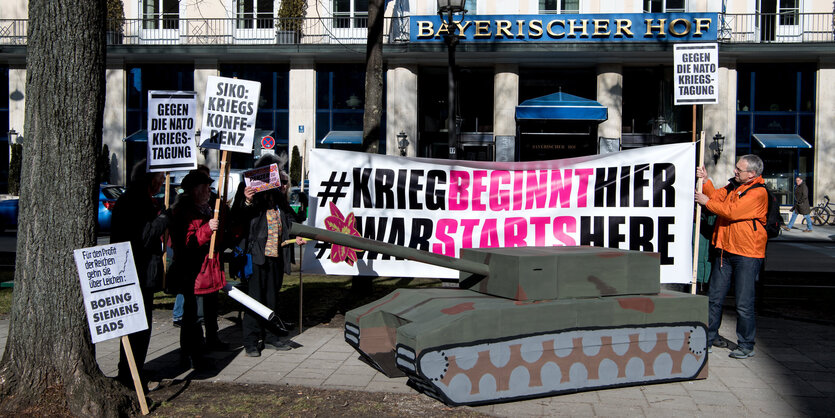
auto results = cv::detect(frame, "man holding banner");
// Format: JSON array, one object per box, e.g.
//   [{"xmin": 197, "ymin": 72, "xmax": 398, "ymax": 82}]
[{"xmin": 695, "ymin": 155, "xmax": 768, "ymax": 360}]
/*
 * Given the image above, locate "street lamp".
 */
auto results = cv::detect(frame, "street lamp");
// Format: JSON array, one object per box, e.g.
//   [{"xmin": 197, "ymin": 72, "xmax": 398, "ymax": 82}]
[
  {"xmin": 712, "ymin": 132, "xmax": 725, "ymax": 164},
  {"xmin": 438, "ymin": 0, "xmax": 466, "ymax": 159},
  {"xmin": 397, "ymin": 131, "xmax": 409, "ymax": 156}
]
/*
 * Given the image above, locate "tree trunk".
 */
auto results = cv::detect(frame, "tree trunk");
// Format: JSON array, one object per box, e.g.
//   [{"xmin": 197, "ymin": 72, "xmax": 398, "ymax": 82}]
[
  {"xmin": 353, "ymin": 0, "xmax": 386, "ymax": 294},
  {"xmin": 0, "ymin": 0, "xmax": 134, "ymax": 415},
  {"xmin": 362, "ymin": 0, "xmax": 385, "ymax": 154}
]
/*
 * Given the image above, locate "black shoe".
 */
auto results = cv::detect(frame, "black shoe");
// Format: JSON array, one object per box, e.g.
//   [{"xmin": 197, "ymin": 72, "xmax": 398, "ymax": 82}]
[
  {"xmin": 712, "ymin": 339, "xmax": 729, "ymax": 349},
  {"xmin": 173, "ymin": 319, "xmax": 183, "ymax": 328},
  {"xmin": 264, "ymin": 340, "xmax": 292, "ymax": 351},
  {"xmin": 245, "ymin": 346, "xmax": 261, "ymax": 357}
]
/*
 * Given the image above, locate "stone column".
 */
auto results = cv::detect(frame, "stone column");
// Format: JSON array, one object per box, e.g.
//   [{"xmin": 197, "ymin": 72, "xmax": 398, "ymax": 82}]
[
  {"xmin": 385, "ymin": 64, "xmax": 418, "ymax": 157},
  {"xmin": 703, "ymin": 63, "xmax": 737, "ymax": 182},
  {"xmin": 596, "ymin": 64, "xmax": 622, "ymax": 151},
  {"xmin": 493, "ymin": 64, "xmax": 518, "ymax": 138},
  {"xmin": 289, "ymin": 60, "xmax": 316, "ymax": 179},
  {"xmin": 103, "ymin": 59, "xmax": 126, "ymax": 185},
  {"xmin": 814, "ymin": 60, "xmax": 835, "ymax": 206},
  {"xmin": 194, "ymin": 60, "xmax": 218, "ymax": 168},
  {"xmin": 8, "ymin": 64, "xmax": 25, "ymax": 145}
]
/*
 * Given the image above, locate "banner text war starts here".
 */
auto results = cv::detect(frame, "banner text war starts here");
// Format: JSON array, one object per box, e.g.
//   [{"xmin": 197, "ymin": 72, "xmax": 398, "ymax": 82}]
[
  {"xmin": 350, "ymin": 164, "xmax": 676, "ymax": 211},
  {"xmin": 314, "ymin": 214, "xmax": 676, "ymax": 265}
]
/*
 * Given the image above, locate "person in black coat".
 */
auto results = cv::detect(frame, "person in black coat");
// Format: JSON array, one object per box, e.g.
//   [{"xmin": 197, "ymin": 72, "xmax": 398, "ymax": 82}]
[
  {"xmin": 231, "ymin": 155, "xmax": 305, "ymax": 357},
  {"xmin": 784, "ymin": 176, "xmax": 813, "ymax": 232},
  {"xmin": 111, "ymin": 160, "xmax": 167, "ymax": 391}
]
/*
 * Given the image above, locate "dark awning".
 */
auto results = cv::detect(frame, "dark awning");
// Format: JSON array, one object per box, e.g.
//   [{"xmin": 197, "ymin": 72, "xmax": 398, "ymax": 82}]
[
  {"xmin": 752, "ymin": 134, "xmax": 811, "ymax": 149},
  {"xmin": 516, "ymin": 91, "xmax": 608, "ymax": 121},
  {"xmin": 321, "ymin": 130, "xmax": 363, "ymax": 145},
  {"xmin": 124, "ymin": 129, "xmax": 275, "ymax": 144}
]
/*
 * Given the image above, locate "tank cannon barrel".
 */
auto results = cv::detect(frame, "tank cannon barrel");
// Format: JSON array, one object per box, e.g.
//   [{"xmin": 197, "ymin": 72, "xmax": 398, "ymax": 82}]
[{"xmin": 289, "ymin": 223, "xmax": 490, "ymax": 277}]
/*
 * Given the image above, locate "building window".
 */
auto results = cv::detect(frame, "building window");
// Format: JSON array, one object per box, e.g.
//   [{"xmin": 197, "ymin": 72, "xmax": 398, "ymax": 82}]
[
  {"xmin": 465, "ymin": 0, "xmax": 478, "ymax": 13},
  {"xmin": 643, "ymin": 0, "xmax": 686, "ymax": 13},
  {"xmin": 125, "ymin": 64, "xmax": 193, "ymax": 175},
  {"xmin": 539, "ymin": 0, "xmax": 579, "ymax": 14},
  {"xmin": 143, "ymin": 0, "xmax": 180, "ymax": 30},
  {"xmin": 334, "ymin": 0, "xmax": 368, "ymax": 29},
  {"xmin": 221, "ymin": 64, "xmax": 289, "ymax": 168},
  {"xmin": 237, "ymin": 0, "xmax": 274, "ymax": 29},
  {"xmin": 779, "ymin": 0, "xmax": 799, "ymax": 26},
  {"xmin": 0, "ymin": 66, "xmax": 9, "ymax": 193},
  {"xmin": 315, "ymin": 64, "xmax": 386, "ymax": 152}
]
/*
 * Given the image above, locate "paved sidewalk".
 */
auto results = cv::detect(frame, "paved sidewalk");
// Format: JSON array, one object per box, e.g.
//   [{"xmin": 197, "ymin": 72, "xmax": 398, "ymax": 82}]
[{"xmin": 3, "ymin": 308, "xmax": 832, "ymax": 417}]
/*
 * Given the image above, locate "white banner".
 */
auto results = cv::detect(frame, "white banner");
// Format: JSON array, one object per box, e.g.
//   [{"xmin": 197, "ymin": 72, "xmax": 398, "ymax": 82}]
[
  {"xmin": 147, "ymin": 90, "xmax": 198, "ymax": 172},
  {"xmin": 74, "ymin": 242, "xmax": 147, "ymax": 344},
  {"xmin": 199, "ymin": 76, "xmax": 261, "ymax": 153},
  {"xmin": 674, "ymin": 42, "xmax": 718, "ymax": 105},
  {"xmin": 302, "ymin": 143, "xmax": 696, "ymax": 284}
]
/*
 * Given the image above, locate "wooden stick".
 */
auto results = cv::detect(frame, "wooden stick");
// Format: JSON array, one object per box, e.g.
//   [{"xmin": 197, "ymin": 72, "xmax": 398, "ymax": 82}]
[
  {"xmin": 691, "ymin": 104, "xmax": 705, "ymax": 295},
  {"xmin": 122, "ymin": 335, "xmax": 149, "ymax": 415},
  {"xmin": 209, "ymin": 150, "xmax": 229, "ymax": 258},
  {"xmin": 161, "ymin": 172, "xmax": 170, "ymax": 290},
  {"xmin": 298, "ymin": 243, "xmax": 303, "ymax": 335}
]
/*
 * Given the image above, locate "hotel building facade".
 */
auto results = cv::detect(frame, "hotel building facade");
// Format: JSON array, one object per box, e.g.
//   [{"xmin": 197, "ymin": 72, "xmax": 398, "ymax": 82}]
[{"xmin": 1, "ymin": 0, "xmax": 833, "ymax": 209}]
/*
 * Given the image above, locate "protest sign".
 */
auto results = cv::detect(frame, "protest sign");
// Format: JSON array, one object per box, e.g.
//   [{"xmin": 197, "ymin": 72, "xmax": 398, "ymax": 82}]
[
  {"xmin": 674, "ymin": 43, "xmax": 718, "ymax": 105},
  {"xmin": 243, "ymin": 163, "xmax": 281, "ymax": 193},
  {"xmin": 199, "ymin": 76, "xmax": 261, "ymax": 153},
  {"xmin": 74, "ymin": 242, "xmax": 146, "ymax": 344},
  {"xmin": 303, "ymin": 143, "xmax": 696, "ymax": 284},
  {"xmin": 147, "ymin": 91, "xmax": 198, "ymax": 172}
]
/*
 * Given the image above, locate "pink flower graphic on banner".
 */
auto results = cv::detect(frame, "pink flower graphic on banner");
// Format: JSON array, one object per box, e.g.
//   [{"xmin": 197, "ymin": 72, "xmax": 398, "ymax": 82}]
[{"xmin": 323, "ymin": 202, "xmax": 361, "ymax": 266}]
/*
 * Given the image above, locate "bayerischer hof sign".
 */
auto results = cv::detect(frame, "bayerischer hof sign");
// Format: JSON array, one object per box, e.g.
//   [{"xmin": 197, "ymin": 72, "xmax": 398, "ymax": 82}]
[{"xmin": 411, "ymin": 13, "xmax": 718, "ymax": 43}]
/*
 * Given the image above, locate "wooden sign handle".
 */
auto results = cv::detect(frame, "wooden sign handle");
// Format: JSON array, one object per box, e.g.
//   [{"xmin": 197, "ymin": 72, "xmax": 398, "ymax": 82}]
[
  {"xmin": 691, "ymin": 103, "xmax": 705, "ymax": 295},
  {"xmin": 122, "ymin": 335, "xmax": 149, "ymax": 415},
  {"xmin": 209, "ymin": 150, "xmax": 229, "ymax": 258}
]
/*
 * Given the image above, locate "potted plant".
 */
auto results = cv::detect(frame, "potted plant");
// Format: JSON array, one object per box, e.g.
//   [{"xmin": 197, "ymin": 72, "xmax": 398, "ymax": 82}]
[
  {"xmin": 106, "ymin": 0, "xmax": 125, "ymax": 44},
  {"xmin": 276, "ymin": 0, "xmax": 307, "ymax": 44}
]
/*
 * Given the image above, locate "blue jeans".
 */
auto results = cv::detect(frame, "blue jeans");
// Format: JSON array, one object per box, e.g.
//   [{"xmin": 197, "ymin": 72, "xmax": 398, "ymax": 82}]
[
  {"xmin": 707, "ymin": 251, "xmax": 762, "ymax": 351},
  {"xmin": 173, "ymin": 294, "xmax": 184, "ymax": 321},
  {"xmin": 786, "ymin": 211, "xmax": 813, "ymax": 230}
]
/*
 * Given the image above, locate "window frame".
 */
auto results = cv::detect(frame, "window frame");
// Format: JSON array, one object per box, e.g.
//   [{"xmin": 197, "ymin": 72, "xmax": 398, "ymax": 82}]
[{"xmin": 539, "ymin": 0, "xmax": 579, "ymax": 14}]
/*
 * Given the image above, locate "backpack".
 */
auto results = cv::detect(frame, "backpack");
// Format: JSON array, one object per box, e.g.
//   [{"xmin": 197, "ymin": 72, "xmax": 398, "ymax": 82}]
[{"xmin": 738, "ymin": 183, "xmax": 783, "ymax": 239}]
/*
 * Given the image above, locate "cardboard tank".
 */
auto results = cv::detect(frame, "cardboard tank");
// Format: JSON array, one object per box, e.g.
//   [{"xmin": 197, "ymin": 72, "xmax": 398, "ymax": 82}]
[{"xmin": 291, "ymin": 223, "xmax": 709, "ymax": 406}]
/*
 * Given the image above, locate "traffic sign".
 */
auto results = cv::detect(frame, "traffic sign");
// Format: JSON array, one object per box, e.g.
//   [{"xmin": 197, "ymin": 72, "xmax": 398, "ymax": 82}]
[{"xmin": 261, "ymin": 135, "xmax": 275, "ymax": 149}]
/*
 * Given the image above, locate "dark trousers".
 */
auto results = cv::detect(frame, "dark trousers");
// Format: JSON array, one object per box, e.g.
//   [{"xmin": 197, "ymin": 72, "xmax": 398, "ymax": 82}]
[
  {"xmin": 242, "ymin": 258, "xmax": 284, "ymax": 348},
  {"xmin": 197, "ymin": 292, "xmax": 219, "ymax": 342},
  {"xmin": 180, "ymin": 292, "xmax": 205, "ymax": 360},
  {"xmin": 117, "ymin": 287, "xmax": 155, "ymax": 387},
  {"xmin": 707, "ymin": 251, "xmax": 762, "ymax": 351}
]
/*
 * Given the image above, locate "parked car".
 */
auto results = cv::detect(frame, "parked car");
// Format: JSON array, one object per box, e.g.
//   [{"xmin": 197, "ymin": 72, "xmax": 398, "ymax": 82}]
[{"xmin": 0, "ymin": 184, "xmax": 125, "ymax": 233}]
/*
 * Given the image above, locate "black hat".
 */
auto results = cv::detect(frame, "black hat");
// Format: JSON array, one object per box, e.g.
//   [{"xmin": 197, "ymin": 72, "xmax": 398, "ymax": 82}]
[{"xmin": 181, "ymin": 172, "xmax": 213, "ymax": 191}]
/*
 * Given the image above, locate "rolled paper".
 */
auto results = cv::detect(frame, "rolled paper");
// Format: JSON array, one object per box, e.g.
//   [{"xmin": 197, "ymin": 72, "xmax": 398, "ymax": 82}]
[{"xmin": 223, "ymin": 284, "xmax": 275, "ymax": 321}]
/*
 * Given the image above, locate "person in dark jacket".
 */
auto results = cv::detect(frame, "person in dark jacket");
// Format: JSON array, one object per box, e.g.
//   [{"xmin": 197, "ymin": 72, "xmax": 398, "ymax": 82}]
[
  {"xmin": 111, "ymin": 160, "xmax": 167, "ymax": 390},
  {"xmin": 231, "ymin": 155, "xmax": 305, "ymax": 357},
  {"xmin": 168, "ymin": 171, "xmax": 222, "ymax": 369},
  {"xmin": 783, "ymin": 176, "xmax": 812, "ymax": 232}
]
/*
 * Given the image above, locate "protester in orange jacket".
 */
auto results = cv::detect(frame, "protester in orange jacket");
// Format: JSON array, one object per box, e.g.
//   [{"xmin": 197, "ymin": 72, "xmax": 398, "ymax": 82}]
[{"xmin": 695, "ymin": 154, "xmax": 767, "ymax": 360}]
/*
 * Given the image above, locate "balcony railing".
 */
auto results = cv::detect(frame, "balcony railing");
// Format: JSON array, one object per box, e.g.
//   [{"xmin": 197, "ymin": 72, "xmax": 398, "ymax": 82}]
[{"xmin": 1, "ymin": 13, "xmax": 833, "ymax": 47}]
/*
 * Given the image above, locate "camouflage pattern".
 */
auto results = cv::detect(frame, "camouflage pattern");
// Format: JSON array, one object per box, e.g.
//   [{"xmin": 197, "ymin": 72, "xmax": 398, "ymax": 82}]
[{"xmin": 292, "ymin": 223, "xmax": 708, "ymax": 406}]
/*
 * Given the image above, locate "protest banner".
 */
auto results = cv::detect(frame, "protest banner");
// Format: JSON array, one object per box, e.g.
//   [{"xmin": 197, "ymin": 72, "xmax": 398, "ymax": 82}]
[
  {"xmin": 73, "ymin": 242, "xmax": 148, "ymax": 414},
  {"xmin": 74, "ymin": 242, "xmax": 146, "ymax": 343},
  {"xmin": 147, "ymin": 90, "xmax": 198, "ymax": 172},
  {"xmin": 302, "ymin": 143, "xmax": 696, "ymax": 284},
  {"xmin": 674, "ymin": 43, "xmax": 718, "ymax": 105},
  {"xmin": 199, "ymin": 75, "xmax": 261, "ymax": 153},
  {"xmin": 243, "ymin": 163, "xmax": 281, "ymax": 193}
]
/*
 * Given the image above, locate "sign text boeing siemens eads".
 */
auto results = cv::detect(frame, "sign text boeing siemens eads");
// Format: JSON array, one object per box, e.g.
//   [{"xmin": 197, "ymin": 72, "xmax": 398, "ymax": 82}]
[{"xmin": 411, "ymin": 13, "xmax": 718, "ymax": 43}]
